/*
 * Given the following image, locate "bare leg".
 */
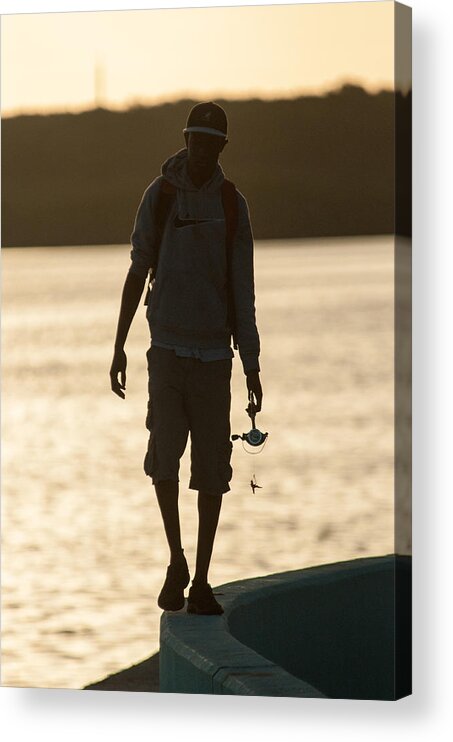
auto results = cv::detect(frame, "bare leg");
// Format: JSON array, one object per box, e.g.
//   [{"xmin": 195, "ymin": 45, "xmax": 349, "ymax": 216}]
[
  {"xmin": 154, "ymin": 479, "xmax": 184, "ymax": 563},
  {"xmin": 193, "ymin": 492, "xmax": 223, "ymax": 584}
]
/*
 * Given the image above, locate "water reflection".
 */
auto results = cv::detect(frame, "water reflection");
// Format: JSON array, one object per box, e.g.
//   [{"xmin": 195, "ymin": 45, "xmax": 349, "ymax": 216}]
[{"xmin": 1, "ymin": 237, "xmax": 398, "ymax": 689}]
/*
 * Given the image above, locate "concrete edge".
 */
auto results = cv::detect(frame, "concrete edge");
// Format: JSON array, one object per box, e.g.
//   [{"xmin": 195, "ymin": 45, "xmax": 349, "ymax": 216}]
[
  {"xmin": 159, "ymin": 609, "xmax": 324, "ymax": 696},
  {"xmin": 159, "ymin": 555, "xmax": 410, "ymax": 697}
]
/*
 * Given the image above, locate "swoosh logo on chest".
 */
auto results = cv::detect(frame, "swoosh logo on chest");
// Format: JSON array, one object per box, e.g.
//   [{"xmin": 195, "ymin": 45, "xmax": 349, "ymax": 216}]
[{"xmin": 174, "ymin": 216, "xmax": 224, "ymax": 229}]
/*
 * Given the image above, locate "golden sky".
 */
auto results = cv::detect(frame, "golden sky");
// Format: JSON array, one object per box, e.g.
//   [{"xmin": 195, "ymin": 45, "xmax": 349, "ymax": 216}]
[{"xmin": 1, "ymin": 2, "xmax": 395, "ymax": 116}]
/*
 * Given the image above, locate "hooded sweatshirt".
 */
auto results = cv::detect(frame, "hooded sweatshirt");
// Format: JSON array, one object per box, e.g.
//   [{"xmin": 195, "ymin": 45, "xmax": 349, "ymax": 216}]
[{"xmin": 129, "ymin": 148, "xmax": 260, "ymax": 374}]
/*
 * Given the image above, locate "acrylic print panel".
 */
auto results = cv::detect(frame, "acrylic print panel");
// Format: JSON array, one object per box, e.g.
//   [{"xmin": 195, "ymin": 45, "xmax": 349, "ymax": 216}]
[{"xmin": 1, "ymin": 0, "xmax": 411, "ymax": 698}]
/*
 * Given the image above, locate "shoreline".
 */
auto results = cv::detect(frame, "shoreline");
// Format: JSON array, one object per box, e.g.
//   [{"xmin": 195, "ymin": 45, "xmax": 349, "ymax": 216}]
[{"xmin": 84, "ymin": 652, "xmax": 159, "ymax": 693}]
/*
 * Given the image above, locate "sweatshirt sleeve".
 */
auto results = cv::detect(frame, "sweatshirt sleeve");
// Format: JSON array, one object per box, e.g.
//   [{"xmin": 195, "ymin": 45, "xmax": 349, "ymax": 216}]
[
  {"xmin": 231, "ymin": 191, "xmax": 261, "ymax": 374},
  {"xmin": 128, "ymin": 176, "xmax": 162, "ymax": 280}
]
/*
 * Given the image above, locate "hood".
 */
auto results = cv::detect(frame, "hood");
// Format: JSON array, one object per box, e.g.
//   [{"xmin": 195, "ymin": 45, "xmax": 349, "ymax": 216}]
[{"xmin": 161, "ymin": 147, "xmax": 225, "ymax": 193}]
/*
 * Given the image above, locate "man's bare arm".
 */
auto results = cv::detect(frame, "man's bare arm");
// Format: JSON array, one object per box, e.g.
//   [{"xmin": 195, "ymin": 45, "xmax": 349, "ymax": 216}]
[{"xmin": 110, "ymin": 271, "xmax": 147, "ymax": 398}]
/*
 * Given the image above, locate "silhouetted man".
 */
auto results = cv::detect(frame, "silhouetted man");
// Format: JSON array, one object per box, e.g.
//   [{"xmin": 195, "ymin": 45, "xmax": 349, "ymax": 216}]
[{"xmin": 110, "ymin": 102, "xmax": 262, "ymax": 615}]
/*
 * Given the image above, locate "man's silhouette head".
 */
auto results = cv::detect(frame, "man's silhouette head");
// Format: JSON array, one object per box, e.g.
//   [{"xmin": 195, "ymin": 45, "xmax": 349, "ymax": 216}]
[{"xmin": 183, "ymin": 102, "xmax": 228, "ymax": 187}]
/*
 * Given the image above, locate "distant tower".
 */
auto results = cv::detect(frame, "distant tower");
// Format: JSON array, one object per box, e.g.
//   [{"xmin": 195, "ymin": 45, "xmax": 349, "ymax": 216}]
[{"xmin": 94, "ymin": 59, "xmax": 105, "ymax": 109}]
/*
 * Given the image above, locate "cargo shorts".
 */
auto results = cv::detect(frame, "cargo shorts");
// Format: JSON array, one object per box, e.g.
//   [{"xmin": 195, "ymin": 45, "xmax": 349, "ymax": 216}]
[{"xmin": 144, "ymin": 345, "xmax": 233, "ymax": 496}]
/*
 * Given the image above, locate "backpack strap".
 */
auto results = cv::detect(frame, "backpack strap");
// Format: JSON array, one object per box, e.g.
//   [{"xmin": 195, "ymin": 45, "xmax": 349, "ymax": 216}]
[
  {"xmin": 144, "ymin": 178, "xmax": 176, "ymax": 305},
  {"xmin": 221, "ymin": 179, "xmax": 239, "ymax": 349}
]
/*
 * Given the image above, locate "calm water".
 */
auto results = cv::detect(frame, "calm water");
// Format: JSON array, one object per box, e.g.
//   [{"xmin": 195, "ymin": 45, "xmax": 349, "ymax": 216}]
[{"xmin": 1, "ymin": 237, "xmax": 398, "ymax": 689}]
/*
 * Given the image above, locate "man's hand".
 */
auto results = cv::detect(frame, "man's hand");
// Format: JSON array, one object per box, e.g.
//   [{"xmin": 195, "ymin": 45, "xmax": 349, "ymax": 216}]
[
  {"xmin": 110, "ymin": 271, "xmax": 146, "ymax": 399},
  {"xmin": 110, "ymin": 348, "xmax": 127, "ymax": 399},
  {"xmin": 246, "ymin": 370, "xmax": 263, "ymax": 413}
]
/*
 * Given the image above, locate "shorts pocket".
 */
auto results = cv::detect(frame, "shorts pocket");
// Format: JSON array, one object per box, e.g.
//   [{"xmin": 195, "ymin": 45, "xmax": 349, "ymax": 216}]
[
  {"xmin": 145, "ymin": 347, "xmax": 152, "ymax": 430},
  {"xmin": 145, "ymin": 396, "xmax": 153, "ymax": 431},
  {"xmin": 218, "ymin": 440, "xmax": 233, "ymax": 486},
  {"xmin": 144, "ymin": 434, "xmax": 156, "ymax": 477}
]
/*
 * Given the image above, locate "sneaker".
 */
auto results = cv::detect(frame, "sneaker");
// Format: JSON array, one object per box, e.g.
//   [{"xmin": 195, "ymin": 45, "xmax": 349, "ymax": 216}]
[
  {"xmin": 187, "ymin": 580, "xmax": 224, "ymax": 615},
  {"xmin": 158, "ymin": 551, "xmax": 190, "ymax": 611}
]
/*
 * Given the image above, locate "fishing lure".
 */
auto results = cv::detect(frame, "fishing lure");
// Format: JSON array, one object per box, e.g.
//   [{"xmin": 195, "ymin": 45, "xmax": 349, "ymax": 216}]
[{"xmin": 250, "ymin": 474, "xmax": 262, "ymax": 494}]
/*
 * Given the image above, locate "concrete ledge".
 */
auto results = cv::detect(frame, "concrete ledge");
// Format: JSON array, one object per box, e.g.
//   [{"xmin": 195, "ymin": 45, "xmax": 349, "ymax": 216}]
[
  {"xmin": 159, "ymin": 555, "xmax": 411, "ymax": 699},
  {"xmin": 160, "ymin": 613, "xmax": 321, "ymax": 697}
]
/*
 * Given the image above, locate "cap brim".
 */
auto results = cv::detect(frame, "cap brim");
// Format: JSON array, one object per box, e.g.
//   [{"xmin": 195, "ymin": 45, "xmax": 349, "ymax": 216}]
[{"xmin": 183, "ymin": 126, "xmax": 227, "ymax": 140}]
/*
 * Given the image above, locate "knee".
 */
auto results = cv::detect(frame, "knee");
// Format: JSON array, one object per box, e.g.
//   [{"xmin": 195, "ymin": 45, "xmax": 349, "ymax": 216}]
[
  {"xmin": 198, "ymin": 490, "xmax": 223, "ymax": 500},
  {"xmin": 198, "ymin": 490, "xmax": 223, "ymax": 506},
  {"xmin": 154, "ymin": 479, "xmax": 179, "ymax": 496}
]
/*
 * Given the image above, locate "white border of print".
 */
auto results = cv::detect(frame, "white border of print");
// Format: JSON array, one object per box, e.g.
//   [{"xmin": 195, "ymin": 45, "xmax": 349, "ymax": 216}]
[{"xmin": 1, "ymin": 1, "xmax": 452, "ymax": 741}]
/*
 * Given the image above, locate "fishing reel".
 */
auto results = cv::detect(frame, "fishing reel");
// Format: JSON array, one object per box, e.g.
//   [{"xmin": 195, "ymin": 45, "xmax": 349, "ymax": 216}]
[
  {"xmin": 232, "ymin": 391, "xmax": 268, "ymax": 493},
  {"xmin": 232, "ymin": 427, "xmax": 268, "ymax": 447},
  {"xmin": 232, "ymin": 391, "xmax": 268, "ymax": 448}
]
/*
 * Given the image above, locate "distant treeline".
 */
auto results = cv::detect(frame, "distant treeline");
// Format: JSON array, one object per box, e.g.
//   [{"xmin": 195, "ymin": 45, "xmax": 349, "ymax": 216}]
[{"xmin": 1, "ymin": 86, "xmax": 411, "ymax": 247}]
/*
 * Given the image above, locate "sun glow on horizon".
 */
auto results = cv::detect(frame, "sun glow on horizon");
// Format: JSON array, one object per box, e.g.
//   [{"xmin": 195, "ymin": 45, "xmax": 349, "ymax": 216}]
[{"xmin": 1, "ymin": 3, "xmax": 395, "ymax": 117}]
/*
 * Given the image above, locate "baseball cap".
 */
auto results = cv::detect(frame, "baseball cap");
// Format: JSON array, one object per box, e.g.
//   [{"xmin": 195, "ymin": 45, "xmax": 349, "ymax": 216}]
[{"xmin": 183, "ymin": 102, "xmax": 228, "ymax": 141}]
